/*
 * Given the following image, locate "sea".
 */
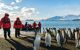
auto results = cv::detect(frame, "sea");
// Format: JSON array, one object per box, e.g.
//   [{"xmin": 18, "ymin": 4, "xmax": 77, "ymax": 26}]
[
  {"xmin": 23, "ymin": 20, "xmax": 80, "ymax": 29},
  {"xmin": 21, "ymin": 20, "xmax": 80, "ymax": 33}
]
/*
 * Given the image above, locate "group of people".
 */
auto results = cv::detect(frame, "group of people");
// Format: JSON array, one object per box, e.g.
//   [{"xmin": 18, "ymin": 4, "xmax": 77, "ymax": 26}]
[
  {"xmin": 24, "ymin": 21, "xmax": 41, "ymax": 37},
  {"xmin": 0, "ymin": 13, "xmax": 42, "ymax": 39},
  {"xmin": 0, "ymin": 13, "xmax": 23, "ymax": 39},
  {"xmin": 24, "ymin": 21, "xmax": 41, "ymax": 32},
  {"xmin": 32, "ymin": 22, "xmax": 41, "ymax": 37}
]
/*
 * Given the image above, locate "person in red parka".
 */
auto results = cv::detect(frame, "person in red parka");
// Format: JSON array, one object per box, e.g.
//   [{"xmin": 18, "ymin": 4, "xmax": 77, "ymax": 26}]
[
  {"xmin": 1, "ymin": 13, "xmax": 11, "ymax": 39},
  {"xmin": 33, "ymin": 21, "xmax": 37, "ymax": 29},
  {"xmin": 33, "ymin": 21, "xmax": 37, "ymax": 37},
  {"xmin": 14, "ymin": 17, "xmax": 22, "ymax": 38},
  {"xmin": 38, "ymin": 22, "xmax": 41, "ymax": 33}
]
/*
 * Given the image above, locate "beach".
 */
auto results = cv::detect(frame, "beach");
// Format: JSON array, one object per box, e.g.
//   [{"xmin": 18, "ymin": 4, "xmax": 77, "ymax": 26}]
[
  {"xmin": 0, "ymin": 21, "xmax": 80, "ymax": 50},
  {"xmin": 0, "ymin": 30, "xmax": 80, "ymax": 50},
  {"xmin": 0, "ymin": 21, "xmax": 79, "ymax": 50}
]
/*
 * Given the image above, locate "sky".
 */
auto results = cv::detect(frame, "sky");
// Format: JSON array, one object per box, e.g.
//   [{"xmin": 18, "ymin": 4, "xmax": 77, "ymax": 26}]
[{"xmin": 0, "ymin": 0, "xmax": 80, "ymax": 20}]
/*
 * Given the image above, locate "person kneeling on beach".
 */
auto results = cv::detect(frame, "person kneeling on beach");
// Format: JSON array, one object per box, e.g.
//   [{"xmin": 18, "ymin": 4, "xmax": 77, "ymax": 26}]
[
  {"xmin": 1, "ymin": 13, "xmax": 11, "ymax": 39},
  {"xmin": 13, "ymin": 17, "xmax": 23, "ymax": 38}
]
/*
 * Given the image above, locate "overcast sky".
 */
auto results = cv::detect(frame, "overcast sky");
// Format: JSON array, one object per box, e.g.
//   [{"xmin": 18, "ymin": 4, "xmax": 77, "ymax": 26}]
[{"xmin": 0, "ymin": 0, "xmax": 80, "ymax": 20}]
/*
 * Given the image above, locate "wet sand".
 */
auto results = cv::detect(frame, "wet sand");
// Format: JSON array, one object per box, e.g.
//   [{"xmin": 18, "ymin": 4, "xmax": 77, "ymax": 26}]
[{"xmin": 0, "ymin": 31, "xmax": 80, "ymax": 50}]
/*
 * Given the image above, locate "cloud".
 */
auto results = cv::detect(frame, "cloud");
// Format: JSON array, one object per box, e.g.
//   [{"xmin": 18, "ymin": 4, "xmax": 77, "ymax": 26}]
[
  {"xmin": 0, "ymin": 2, "xmax": 19, "ymax": 10},
  {"xmin": 8, "ymin": 7, "xmax": 39, "ymax": 20},
  {"xmin": 13, "ymin": 6, "xmax": 19, "ymax": 9},
  {"xmin": 0, "ymin": 2, "xmax": 4, "ymax": 8},
  {"xmin": 11, "ymin": 2, "xmax": 15, "ymax": 6},
  {"xmin": 0, "ymin": 1, "xmax": 40, "ymax": 20},
  {"xmin": 36, "ymin": 11, "xmax": 39, "ymax": 14},
  {"xmin": 15, "ymin": 0, "xmax": 22, "ymax": 3},
  {"xmin": 0, "ymin": 2, "xmax": 20, "ymax": 20},
  {"xmin": 0, "ymin": 7, "xmax": 39, "ymax": 20},
  {"xmin": 21, "ymin": 7, "xmax": 35, "ymax": 16},
  {"xmin": 20, "ymin": 7, "xmax": 39, "ymax": 17}
]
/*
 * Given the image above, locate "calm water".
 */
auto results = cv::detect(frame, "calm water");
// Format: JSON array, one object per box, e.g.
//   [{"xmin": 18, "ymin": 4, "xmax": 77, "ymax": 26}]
[{"xmin": 41, "ymin": 20, "xmax": 80, "ymax": 29}]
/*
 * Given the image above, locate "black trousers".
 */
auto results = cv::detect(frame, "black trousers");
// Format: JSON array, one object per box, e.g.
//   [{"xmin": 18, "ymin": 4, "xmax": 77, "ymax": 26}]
[
  {"xmin": 34, "ymin": 28, "xmax": 37, "ymax": 37},
  {"xmin": 39, "ymin": 27, "xmax": 41, "ymax": 33},
  {"xmin": 15, "ymin": 28, "xmax": 20, "ymax": 38},
  {"xmin": 3, "ymin": 28, "xmax": 11, "ymax": 39}
]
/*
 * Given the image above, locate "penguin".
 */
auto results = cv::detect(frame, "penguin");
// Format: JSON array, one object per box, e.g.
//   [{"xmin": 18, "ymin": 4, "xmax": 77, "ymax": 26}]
[
  {"xmin": 43, "ymin": 28, "xmax": 47, "ymax": 35},
  {"xmin": 56, "ymin": 30, "xmax": 61, "ymax": 47},
  {"xmin": 33, "ymin": 33, "xmax": 41, "ymax": 50},
  {"xmin": 75, "ymin": 29, "xmax": 79, "ymax": 47},
  {"xmin": 61, "ymin": 29, "xmax": 65, "ymax": 39},
  {"xmin": 67, "ymin": 28, "xmax": 71, "ymax": 39},
  {"xmin": 49, "ymin": 28, "xmax": 53, "ymax": 36},
  {"xmin": 43, "ymin": 28, "xmax": 46, "ymax": 34},
  {"xmin": 45, "ymin": 29, "xmax": 51, "ymax": 47},
  {"xmin": 62, "ymin": 29, "xmax": 69, "ymax": 43},
  {"xmin": 56, "ymin": 30, "xmax": 64, "ymax": 47},
  {"xmin": 52, "ymin": 28, "xmax": 57, "ymax": 40},
  {"xmin": 52, "ymin": 28, "xmax": 56, "ymax": 37}
]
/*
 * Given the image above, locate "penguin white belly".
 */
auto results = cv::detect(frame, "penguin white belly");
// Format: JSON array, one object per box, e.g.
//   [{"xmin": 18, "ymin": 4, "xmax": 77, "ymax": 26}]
[
  {"xmin": 62, "ymin": 31, "xmax": 64, "ymax": 39},
  {"xmin": 56, "ymin": 33, "xmax": 60, "ymax": 41},
  {"xmin": 34, "ymin": 35, "xmax": 41, "ymax": 50},
  {"xmin": 45, "ymin": 33, "xmax": 51, "ymax": 46},
  {"xmin": 75, "ymin": 32, "xmax": 78, "ymax": 40},
  {"xmin": 52, "ymin": 30, "xmax": 56, "ymax": 36},
  {"xmin": 68, "ymin": 31, "xmax": 71, "ymax": 38},
  {"xmin": 56, "ymin": 33, "xmax": 61, "ymax": 46}
]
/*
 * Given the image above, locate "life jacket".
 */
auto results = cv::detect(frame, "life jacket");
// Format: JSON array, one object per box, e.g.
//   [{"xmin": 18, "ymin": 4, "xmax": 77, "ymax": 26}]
[
  {"xmin": 1, "ymin": 17, "xmax": 11, "ymax": 28},
  {"xmin": 14, "ymin": 20, "xmax": 22, "ymax": 29}
]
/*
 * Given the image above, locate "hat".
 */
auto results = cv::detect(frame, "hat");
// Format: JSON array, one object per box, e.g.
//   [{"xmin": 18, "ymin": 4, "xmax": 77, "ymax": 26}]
[
  {"xmin": 5, "ymin": 13, "xmax": 9, "ymax": 16},
  {"xmin": 17, "ymin": 17, "xmax": 20, "ymax": 20}
]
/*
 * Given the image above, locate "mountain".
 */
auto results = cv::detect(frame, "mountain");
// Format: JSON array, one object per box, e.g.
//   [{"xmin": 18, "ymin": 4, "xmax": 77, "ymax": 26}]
[
  {"xmin": 25, "ymin": 19, "xmax": 34, "ymax": 21},
  {"xmin": 64, "ymin": 15, "xmax": 80, "ymax": 20},
  {"xmin": 46, "ymin": 16, "xmax": 63, "ymax": 21},
  {"xmin": 45, "ymin": 15, "xmax": 80, "ymax": 21},
  {"xmin": 72, "ymin": 19, "xmax": 80, "ymax": 21}
]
